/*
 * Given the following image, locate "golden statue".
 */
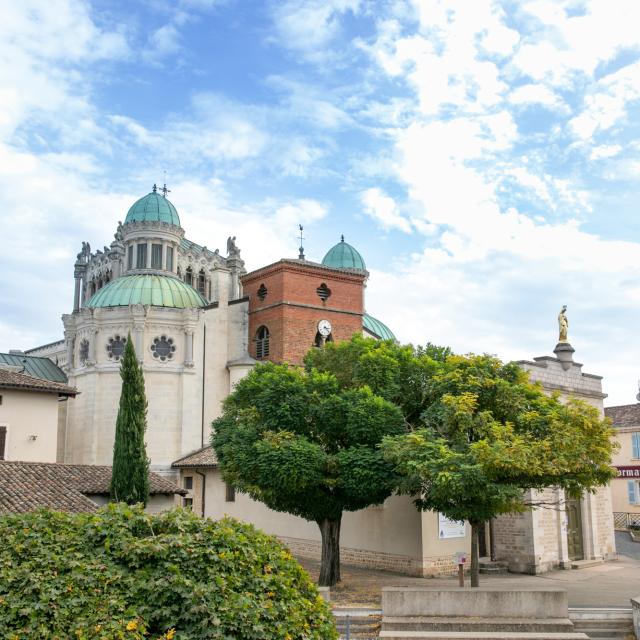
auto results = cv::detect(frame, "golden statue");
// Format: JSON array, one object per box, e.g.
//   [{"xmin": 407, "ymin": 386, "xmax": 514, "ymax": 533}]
[{"xmin": 558, "ymin": 305, "xmax": 569, "ymax": 343}]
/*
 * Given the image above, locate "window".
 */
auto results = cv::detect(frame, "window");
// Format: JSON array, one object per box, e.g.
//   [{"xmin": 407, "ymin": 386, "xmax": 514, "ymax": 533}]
[
  {"xmin": 255, "ymin": 326, "xmax": 270, "ymax": 359},
  {"xmin": 166, "ymin": 246, "xmax": 174, "ymax": 271},
  {"xmin": 184, "ymin": 476, "xmax": 193, "ymax": 490},
  {"xmin": 632, "ymin": 432, "xmax": 640, "ymax": 459},
  {"xmin": 317, "ymin": 283, "xmax": 331, "ymax": 301},
  {"xmin": 183, "ymin": 497, "xmax": 193, "ymax": 509},
  {"xmin": 257, "ymin": 284, "xmax": 267, "ymax": 301},
  {"xmin": 0, "ymin": 395, "xmax": 2, "ymax": 406},
  {"xmin": 127, "ymin": 246, "xmax": 133, "ymax": 270},
  {"xmin": 106, "ymin": 335, "xmax": 127, "ymax": 361},
  {"xmin": 198, "ymin": 270, "xmax": 206, "ymax": 296},
  {"xmin": 0, "ymin": 426, "xmax": 6, "ymax": 460},
  {"xmin": 225, "ymin": 483, "xmax": 235, "ymax": 502},
  {"xmin": 136, "ymin": 243, "xmax": 147, "ymax": 269},
  {"xmin": 151, "ymin": 335, "xmax": 175, "ymax": 361},
  {"xmin": 79, "ymin": 339, "xmax": 89, "ymax": 365},
  {"xmin": 185, "ymin": 267, "xmax": 193, "ymax": 286},
  {"xmin": 151, "ymin": 244, "xmax": 163, "ymax": 269},
  {"xmin": 628, "ymin": 480, "xmax": 639, "ymax": 505}
]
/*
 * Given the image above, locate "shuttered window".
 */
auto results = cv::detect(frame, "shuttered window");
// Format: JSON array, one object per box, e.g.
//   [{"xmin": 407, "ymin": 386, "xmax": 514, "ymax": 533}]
[
  {"xmin": 255, "ymin": 326, "xmax": 270, "ymax": 359},
  {"xmin": 628, "ymin": 480, "xmax": 638, "ymax": 505},
  {"xmin": 632, "ymin": 432, "xmax": 640, "ymax": 459},
  {"xmin": 0, "ymin": 426, "xmax": 6, "ymax": 460}
]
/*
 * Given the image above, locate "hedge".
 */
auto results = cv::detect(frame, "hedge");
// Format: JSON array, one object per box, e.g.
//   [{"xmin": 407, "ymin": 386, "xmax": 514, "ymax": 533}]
[{"xmin": 0, "ymin": 503, "xmax": 337, "ymax": 639}]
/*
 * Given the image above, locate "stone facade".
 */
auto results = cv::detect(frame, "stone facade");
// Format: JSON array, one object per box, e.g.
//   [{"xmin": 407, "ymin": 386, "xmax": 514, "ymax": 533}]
[{"xmin": 492, "ymin": 343, "xmax": 617, "ymax": 573}]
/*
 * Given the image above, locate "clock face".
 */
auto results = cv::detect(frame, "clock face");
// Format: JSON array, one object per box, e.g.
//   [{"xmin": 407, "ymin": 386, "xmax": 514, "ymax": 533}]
[{"xmin": 318, "ymin": 319, "xmax": 332, "ymax": 337}]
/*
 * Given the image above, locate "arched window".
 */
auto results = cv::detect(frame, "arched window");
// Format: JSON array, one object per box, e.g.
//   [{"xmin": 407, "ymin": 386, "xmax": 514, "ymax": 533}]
[
  {"xmin": 255, "ymin": 326, "xmax": 270, "ymax": 359},
  {"xmin": 185, "ymin": 267, "xmax": 193, "ymax": 286},
  {"xmin": 197, "ymin": 269, "xmax": 206, "ymax": 296}
]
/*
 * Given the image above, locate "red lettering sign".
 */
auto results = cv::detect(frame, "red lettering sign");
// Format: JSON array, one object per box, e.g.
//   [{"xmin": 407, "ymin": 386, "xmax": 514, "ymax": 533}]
[{"xmin": 616, "ymin": 466, "xmax": 640, "ymax": 478}]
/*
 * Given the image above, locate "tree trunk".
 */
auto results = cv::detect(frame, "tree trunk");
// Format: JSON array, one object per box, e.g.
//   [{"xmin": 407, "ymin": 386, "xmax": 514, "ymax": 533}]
[
  {"xmin": 317, "ymin": 516, "xmax": 342, "ymax": 587},
  {"xmin": 470, "ymin": 520, "xmax": 481, "ymax": 588}
]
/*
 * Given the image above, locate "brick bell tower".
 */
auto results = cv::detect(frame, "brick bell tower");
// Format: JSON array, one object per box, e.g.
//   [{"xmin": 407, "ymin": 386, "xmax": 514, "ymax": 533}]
[{"xmin": 242, "ymin": 236, "xmax": 368, "ymax": 365}]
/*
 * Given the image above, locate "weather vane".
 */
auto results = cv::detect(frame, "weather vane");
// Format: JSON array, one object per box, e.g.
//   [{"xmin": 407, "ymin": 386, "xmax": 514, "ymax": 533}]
[
  {"xmin": 161, "ymin": 170, "xmax": 170, "ymax": 198},
  {"xmin": 298, "ymin": 224, "xmax": 305, "ymax": 260}
]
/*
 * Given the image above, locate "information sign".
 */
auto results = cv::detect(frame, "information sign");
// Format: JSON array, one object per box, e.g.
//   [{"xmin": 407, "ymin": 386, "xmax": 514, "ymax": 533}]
[{"xmin": 438, "ymin": 513, "xmax": 466, "ymax": 539}]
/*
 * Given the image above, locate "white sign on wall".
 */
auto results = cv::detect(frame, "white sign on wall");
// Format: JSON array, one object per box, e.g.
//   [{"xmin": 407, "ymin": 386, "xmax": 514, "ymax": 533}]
[{"xmin": 438, "ymin": 513, "xmax": 466, "ymax": 539}]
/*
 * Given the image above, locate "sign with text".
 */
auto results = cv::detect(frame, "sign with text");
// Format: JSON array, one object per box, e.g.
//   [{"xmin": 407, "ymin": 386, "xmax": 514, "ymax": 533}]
[
  {"xmin": 616, "ymin": 466, "xmax": 640, "ymax": 478},
  {"xmin": 438, "ymin": 513, "xmax": 466, "ymax": 539},
  {"xmin": 455, "ymin": 551, "xmax": 467, "ymax": 564}
]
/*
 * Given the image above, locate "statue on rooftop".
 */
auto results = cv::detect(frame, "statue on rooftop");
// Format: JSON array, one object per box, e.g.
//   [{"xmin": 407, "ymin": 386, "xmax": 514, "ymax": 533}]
[
  {"xmin": 558, "ymin": 305, "xmax": 569, "ymax": 343},
  {"xmin": 226, "ymin": 236, "xmax": 240, "ymax": 257}
]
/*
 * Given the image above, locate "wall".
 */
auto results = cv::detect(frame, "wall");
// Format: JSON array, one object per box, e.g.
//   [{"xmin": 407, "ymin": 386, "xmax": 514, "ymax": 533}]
[
  {"xmin": 611, "ymin": 427, "xmax": 640, "ymax": 514},
  {"xmin": 201, "ymin": 468, "xmax": 428, "ymax": 574},
  {"xmin": 420, "ymin": 510, "xmax": 471, "ymax": 576},
  {"xmin": 0, "ymin": 389, "xmax": 60, "ymax": 462},
  {"xmin": 242, "ymin": 260, "xmax": 365, "ymax": 365}
]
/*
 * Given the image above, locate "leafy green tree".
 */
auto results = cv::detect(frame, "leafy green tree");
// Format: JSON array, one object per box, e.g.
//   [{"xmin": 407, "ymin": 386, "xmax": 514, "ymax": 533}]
[
  {"xmin": 381, "ymin": 353, "xmax": 616, "ymax": 586},
  {"xmin": 0, "ymin": 504, "xmax": 337, "ymax": 639},
  {"xmin": 211, "ymin": 361, "xmax": 406, "ymax": 586},
  {"xmin": 110, "ymin": 336, "xmax": 150, "ymax": 505}
]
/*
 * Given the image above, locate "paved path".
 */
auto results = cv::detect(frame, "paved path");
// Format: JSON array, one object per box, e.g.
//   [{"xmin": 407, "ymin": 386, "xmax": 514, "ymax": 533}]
[
  {"xmin": 616, "ymin": 530, "xmax": 640, "ymax": 561},
  {"xmin": 300, "ymin": 543, "xmax": 640, "ymax": 609}
]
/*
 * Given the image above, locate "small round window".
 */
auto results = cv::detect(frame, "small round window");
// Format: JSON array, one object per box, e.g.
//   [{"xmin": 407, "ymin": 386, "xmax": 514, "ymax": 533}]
[
  {"xmin": 106, "ymin": 335, "xmax": 127, "ymax": 361},
  {"xmin": 151, "ymin": 335, "xmax": 175, "ymax": 361}
]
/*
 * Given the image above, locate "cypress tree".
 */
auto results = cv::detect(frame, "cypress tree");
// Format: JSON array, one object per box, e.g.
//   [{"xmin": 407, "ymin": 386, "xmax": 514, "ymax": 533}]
[{"xmin": 110, "ymin": 335, "xmax": 150, "ymax": 505}]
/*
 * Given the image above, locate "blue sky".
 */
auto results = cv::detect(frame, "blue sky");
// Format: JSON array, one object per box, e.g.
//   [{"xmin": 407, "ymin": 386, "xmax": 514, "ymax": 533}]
[{"xmin": 1, "ymin": 0, "xmax": 640, "ymax": 404}]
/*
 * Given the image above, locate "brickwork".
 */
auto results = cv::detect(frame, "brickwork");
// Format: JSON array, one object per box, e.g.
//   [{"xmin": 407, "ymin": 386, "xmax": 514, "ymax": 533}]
[
  {"xmin": 279, "ymin": 536, "xmax": 459, "ymax": 577},
  {"xmin": 242, "ymin": 259, "xmax": 365, "ymax": 365}
]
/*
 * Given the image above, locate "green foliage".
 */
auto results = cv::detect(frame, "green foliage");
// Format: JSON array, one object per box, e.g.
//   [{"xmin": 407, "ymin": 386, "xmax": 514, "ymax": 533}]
[
  {"xmin": 0, "ymin": 504, "xmax": 337, "ymax": 640},
  {"xmin": 381, "ymin": 353, "xmax": 617, "ymax": 524},
  {"xmin": 304, "ymin": 334, "xmax": 440, "ymax": 427},
  {"xmin": 212, "ymin": 360, "xmax": 405, "ymax": 523},
  {"xmin": 111, "ymin": 336, "xmax": 150, "ymax": 505}
]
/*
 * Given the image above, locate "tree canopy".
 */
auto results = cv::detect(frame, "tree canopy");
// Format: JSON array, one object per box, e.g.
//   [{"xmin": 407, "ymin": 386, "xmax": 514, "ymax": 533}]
[
  {"xmin": 380, "ymin": 352, "xmax": 616, "ymax": 584},
  {"xmin": 212, "ymin": 359, "xmax": 406, "ymax": 585}
]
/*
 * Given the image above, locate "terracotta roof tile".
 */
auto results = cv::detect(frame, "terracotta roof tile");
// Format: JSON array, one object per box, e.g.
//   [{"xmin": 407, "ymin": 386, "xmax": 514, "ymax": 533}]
[
  {"xmin": 605, "ymin": 404, "xmax": 640, "ymax": 428},
  {"xmin": 0, "ymin": 368, "xmax": 77, "ymax": 396},
  {"xmin": 0, "ymin": 461, "xmax": 186, "ymax": 514},
  {"xmin": 172, "ymin": 446, "xmax": 218, "ymax": 468}
]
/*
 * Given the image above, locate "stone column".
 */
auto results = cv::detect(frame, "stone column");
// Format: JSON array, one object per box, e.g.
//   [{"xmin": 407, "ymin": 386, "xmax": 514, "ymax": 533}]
[
  {"xmin": 184, "ymin": 328, "xmax": 194, "ymax": 367},
  {"xmin": 146, "ymin": 240, "xmax": 152, "ymax": 269},
  {"xmin": 73, "ymin": 262, "xmax": 87, "ymax": 312}
]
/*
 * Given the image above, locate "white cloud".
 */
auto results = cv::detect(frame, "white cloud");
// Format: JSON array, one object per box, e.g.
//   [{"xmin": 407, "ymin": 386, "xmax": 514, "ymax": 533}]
[
  {"xmin": 590, "ymin": 144, "xmax": 623, "ymax": 160},
  {"xmin": 508, "ymin": 84, "xmax": 567, "ymax": 111},
  {"xmin": 271, "ymin": 0, "xmax": 361, "ymax": 59},
  {"xmin": 360, "ymin": 187, "xmax": 412, "ymax": 232}
]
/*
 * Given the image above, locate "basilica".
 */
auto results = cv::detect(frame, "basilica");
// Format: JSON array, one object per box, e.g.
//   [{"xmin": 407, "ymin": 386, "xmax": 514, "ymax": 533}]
[
  {"xmin": 28, "ymin": 187, "xmax": 393, "ymax": 474},
  {"xmin": 24, "ymin": 187, "xmax": 615, "ymax": 577}
]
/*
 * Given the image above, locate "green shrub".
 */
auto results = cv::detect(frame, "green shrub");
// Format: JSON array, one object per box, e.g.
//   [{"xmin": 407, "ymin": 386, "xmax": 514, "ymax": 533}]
[{"xmin": 0, "ymin": 504, "xmax": 337, "ymax": 640}]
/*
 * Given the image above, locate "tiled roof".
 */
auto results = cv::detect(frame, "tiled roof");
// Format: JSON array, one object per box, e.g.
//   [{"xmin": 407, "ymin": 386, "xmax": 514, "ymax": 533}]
[
  {"xmin": 605, "ymin": 404, "xmax": 640, "ymax": 428},
  {"xmin": 172, "ymin": 445, "xmax": 218, "ymax": 468},
  {"xmin": 0, "ymin": 352, "xmax": 67, "ymax": 383},
  {"xmin": 0, "ymin": 461, "xmax": 186, "ymax": 514},
  {"xmin": 0, "ymin": 368, "xmax": 77, "ymax": 396}
]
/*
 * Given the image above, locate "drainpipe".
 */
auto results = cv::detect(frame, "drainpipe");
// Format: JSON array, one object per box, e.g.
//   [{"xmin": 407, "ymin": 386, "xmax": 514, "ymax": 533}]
[{"xmin": 195, "ymin": 469, "xmax": 206, "ymax": 517}]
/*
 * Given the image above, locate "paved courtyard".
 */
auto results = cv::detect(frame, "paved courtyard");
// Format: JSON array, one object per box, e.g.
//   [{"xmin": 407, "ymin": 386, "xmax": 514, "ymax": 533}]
[{"xmin": 299, "ymin": 533, "xmax": 640, "ymax": 608}]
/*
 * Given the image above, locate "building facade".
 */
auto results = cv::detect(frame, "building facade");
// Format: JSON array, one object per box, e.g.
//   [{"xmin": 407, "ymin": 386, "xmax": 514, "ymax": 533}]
[{"xmin": 28, "ymin": 187, "xmax": 615, "ymax": 576}]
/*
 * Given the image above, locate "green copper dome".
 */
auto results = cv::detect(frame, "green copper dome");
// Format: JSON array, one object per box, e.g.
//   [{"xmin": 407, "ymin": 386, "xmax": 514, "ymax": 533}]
[
  {"xmin": 125, "ymin": 190, "xmax": 181, "ymax": 226},
  {"xmin": 322, "ymin": 236, "xmax": 366, "ymax": 271},
  {"xmin": 86, "ymin": 275, "xmax": 206, "ymax": 309},
  {"xmin": 363, "ymin": 314, "xmax": 396, "ymax": 341}
]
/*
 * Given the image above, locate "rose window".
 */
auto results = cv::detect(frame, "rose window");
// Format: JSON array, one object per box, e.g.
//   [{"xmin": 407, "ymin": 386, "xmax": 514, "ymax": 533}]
[
  {"xmin": 151, "ymin": 335, "xmax": 175, "ymax": 361},
  {"xmin": 106, "ymin": 335, "xmax": 127, "ymax": 361}
]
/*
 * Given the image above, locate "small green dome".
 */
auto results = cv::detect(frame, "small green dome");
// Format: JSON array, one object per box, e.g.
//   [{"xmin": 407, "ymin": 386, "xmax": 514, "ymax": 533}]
[
  {"xmin": 125, "ymin": 190, "xmax": 181, "ymax": 226},
  {"xmin": 87, "ymin": 275, "xmax": 206, "ymax": 309},
  {"xmin": 322, "ymin": 236, "xmax": 366, "ymax": 271},
  {"xmin": 363, "ymin": 314, "xmax": 396, "ymax": 341}
]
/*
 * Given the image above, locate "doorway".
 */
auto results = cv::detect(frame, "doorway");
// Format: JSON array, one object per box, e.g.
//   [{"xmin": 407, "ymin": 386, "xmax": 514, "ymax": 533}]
[{"xmin": 565, "ymin": 497, "xmax": 584, "ymax": 561}]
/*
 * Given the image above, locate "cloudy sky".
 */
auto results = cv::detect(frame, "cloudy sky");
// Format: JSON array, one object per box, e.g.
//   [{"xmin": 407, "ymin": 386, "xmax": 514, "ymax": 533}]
[{"xmin": 1, "ymin": 0, "xmax": 639, "ymax": 405}]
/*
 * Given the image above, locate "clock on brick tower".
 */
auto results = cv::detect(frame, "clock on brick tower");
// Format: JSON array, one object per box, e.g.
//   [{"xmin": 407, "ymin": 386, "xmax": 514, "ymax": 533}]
[{"xmin": 242, "ymin": 257, "xmax": 367, "ymax": 365}]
